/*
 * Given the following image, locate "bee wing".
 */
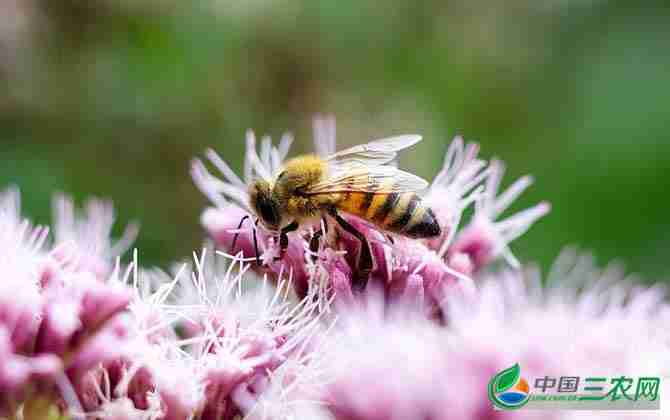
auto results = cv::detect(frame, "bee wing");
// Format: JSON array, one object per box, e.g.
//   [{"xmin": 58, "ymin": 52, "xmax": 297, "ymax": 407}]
[
  {"xmin": 325, "ymin": 135, "xmax": 422, "ymax": 166},
  {"xmin": 304, "ymin": 163, "xmax": 429, "ymax": 195}
]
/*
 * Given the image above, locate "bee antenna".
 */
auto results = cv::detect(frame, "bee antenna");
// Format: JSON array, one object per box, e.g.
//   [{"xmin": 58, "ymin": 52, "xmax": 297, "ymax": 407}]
[
  {"xmin": 231, "ymin": 215, "xmax": 250, "ymax": 255},
  {"xmin": 253, "ymin": 218, "xmax": 261, "ymax": 265}
]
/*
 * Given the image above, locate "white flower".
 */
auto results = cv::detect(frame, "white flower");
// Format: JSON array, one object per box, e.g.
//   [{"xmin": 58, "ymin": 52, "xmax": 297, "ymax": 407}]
[
  {"xmin": 91, "ymin": 248, "xmax": 323, "ymax": 420},
  {"xmin": 449, "ymin": 158, "xmax": 550, "ymax": 271},
  {"xmin": 423, "ymin": 135, "xmax": 489, "ymax": 257},
  {"xmin": 191, "ymin": 129, "xmax": 294, "ymax": 214},
  {"xmin": 51, "ymin": 194, "xmax": 138, "ymax": 278}
]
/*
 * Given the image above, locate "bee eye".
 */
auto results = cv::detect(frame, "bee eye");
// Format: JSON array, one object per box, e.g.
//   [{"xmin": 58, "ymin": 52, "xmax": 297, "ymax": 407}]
[{"xmin": 258, "ymin": 199, "xmax": 279, "ymax": 227}]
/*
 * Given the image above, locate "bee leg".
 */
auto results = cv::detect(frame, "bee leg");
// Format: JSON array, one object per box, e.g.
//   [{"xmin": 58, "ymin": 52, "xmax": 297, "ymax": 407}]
[
  {"xmin": 274, "ymin": 220, "xmax": 299, "ymax": 261},
  {"xmin": 231, "ymin": 215, "xmax": 250, "ymax": 254},
  {"xmin": 328, "ymin": 208, "xmax": 372, "ymax": 292},
  {"xmin": 386, "ymin": 234, "xmax": 395, "ymax": 245},
  {"xmin": 309, "ymin": 230, "xmax": 323, "ymax": 262},
  {"xmin": 309, "ymin": 217, "xmax": 328, "ymax": 262},
  {"xmin": 253, "ymin": 219, "xmax": 261, "ymax": 265}
]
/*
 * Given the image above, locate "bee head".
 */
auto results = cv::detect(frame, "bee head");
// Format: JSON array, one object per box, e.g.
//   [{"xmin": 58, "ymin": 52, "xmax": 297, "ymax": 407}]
[{"xmin": 249, "ymin": 180, "xmax": 282, "ymax": 231}]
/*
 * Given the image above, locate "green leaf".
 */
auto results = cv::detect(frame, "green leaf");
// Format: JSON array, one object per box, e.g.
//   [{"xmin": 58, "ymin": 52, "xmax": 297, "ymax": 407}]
[{"xmin": 495, "ymin": 363, "xmax": 521, "ymax": 393}]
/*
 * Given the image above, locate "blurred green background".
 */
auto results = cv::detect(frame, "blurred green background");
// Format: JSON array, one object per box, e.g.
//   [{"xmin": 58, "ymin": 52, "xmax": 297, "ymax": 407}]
[{"xmin": 1, "ymin": 0, "xmax": 668, "ymax": 279}]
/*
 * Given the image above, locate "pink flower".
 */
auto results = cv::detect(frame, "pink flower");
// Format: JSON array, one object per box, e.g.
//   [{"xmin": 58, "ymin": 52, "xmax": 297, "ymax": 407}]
[
  {"xmin": 0, "ymin": 326, "xmax": 62, "ymax": 414},
  {"xmin": 423, "ymin": 136, "xmax": 488, "ymax": 258},
  {"xmin": 2, "ymin": 113, "xmax": 666, "ymax": 420},
  {"xmin": 313, "ymin": 307, "xmax": 487, "ymax": 420},
  {"xmin": 315, "ymin": 216, "xmax": 473, "ymax": 318},
  {"xmin": 51, "ymin": 194, "xmax": 138, "ymax": 279},
  {"xmin": 193, "ymin": 128, "xmax": 318, "ymax": 297},
  {"xmin": 74, "ymin": 364, "xmax": 164, "ymax": 419},
  {"xmin": 192, "ymin": 118, "xmax": 492, "ymax": 307},
  {"xmin": 0, "ymin": 188, "xmax": 134, "ymax": 416},
  {"xmin": 175, "ymin": 251, "xmax": 320, "ymax": 420},
  {"xmin": 449, "ymin": 159, "xmax": 550, "ymax": 273},
  {"xmin": 200, "ymin": 205, "xmax": 311, "ymax": 297},
  {"xmin": 294, "ymin": 251, "xmax": 670, "ymax": 420},
  {"xmin": 74, "ymin": 249, "xmax": 321, "ymax": 420},
  {"xmin": 443, "ymin": 250, "xmax": 670, "ymax": 420}
]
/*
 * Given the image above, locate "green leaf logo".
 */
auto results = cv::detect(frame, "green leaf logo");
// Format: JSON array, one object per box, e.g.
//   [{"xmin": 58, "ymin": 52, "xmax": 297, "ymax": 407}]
[
  {"xmin": 488, "ymin": 363, "xmax": 530, "ymax": 410},
  {"xmin": 495, "ymin": 363, "xmax": 521, "ymax": 393}
]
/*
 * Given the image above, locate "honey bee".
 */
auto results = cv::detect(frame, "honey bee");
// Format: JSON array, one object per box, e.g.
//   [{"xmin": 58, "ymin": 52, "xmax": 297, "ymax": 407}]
[{"xmin": 242, "ymin": 135, "xmax": 441, "ymax": 290}]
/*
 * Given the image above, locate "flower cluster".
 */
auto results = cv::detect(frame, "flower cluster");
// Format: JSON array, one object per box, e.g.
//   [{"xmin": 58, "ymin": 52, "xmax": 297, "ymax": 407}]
[
  {"xmin": 0, "ymin": 186, "xmax": 321, "ymax": 419},
  {"xmin": 293, "ymin": 251, "xmax": 670, "ymax": 420},
  {"xmin": 71, "ymin": 249, "xmax": 322, "ymax": 420},
  {"xmin": 192, "ymin": 116, "xmax": 550, "ymax": 315},
  {"xmin": 2, "ymin": 117, "xmax": 668, "ymax": 420},
  {"xmin": 0, "ymin": 189, "xmax": 133, "ymax": 417}
]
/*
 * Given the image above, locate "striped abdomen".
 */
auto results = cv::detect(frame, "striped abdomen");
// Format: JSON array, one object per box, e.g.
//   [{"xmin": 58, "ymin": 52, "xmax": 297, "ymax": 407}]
[{"xmin": 336, "ymin": 187, "xmax": 441, "ymax": 239}]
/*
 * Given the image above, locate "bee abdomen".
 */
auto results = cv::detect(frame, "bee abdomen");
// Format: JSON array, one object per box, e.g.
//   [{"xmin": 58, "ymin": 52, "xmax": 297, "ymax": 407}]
[
  {"xmin": 382, "ymin": 193, "xmax": 441, "ymax": 238},
  {"xmin": 338, "ymin": 190, "xmax": 441, "ymax": 239}
]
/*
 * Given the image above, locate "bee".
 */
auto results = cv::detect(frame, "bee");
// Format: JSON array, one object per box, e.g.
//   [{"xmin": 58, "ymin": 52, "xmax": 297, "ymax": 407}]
[{"xmin": 242, "ymin": 135, "xmax": 441, "ymax": 290}]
